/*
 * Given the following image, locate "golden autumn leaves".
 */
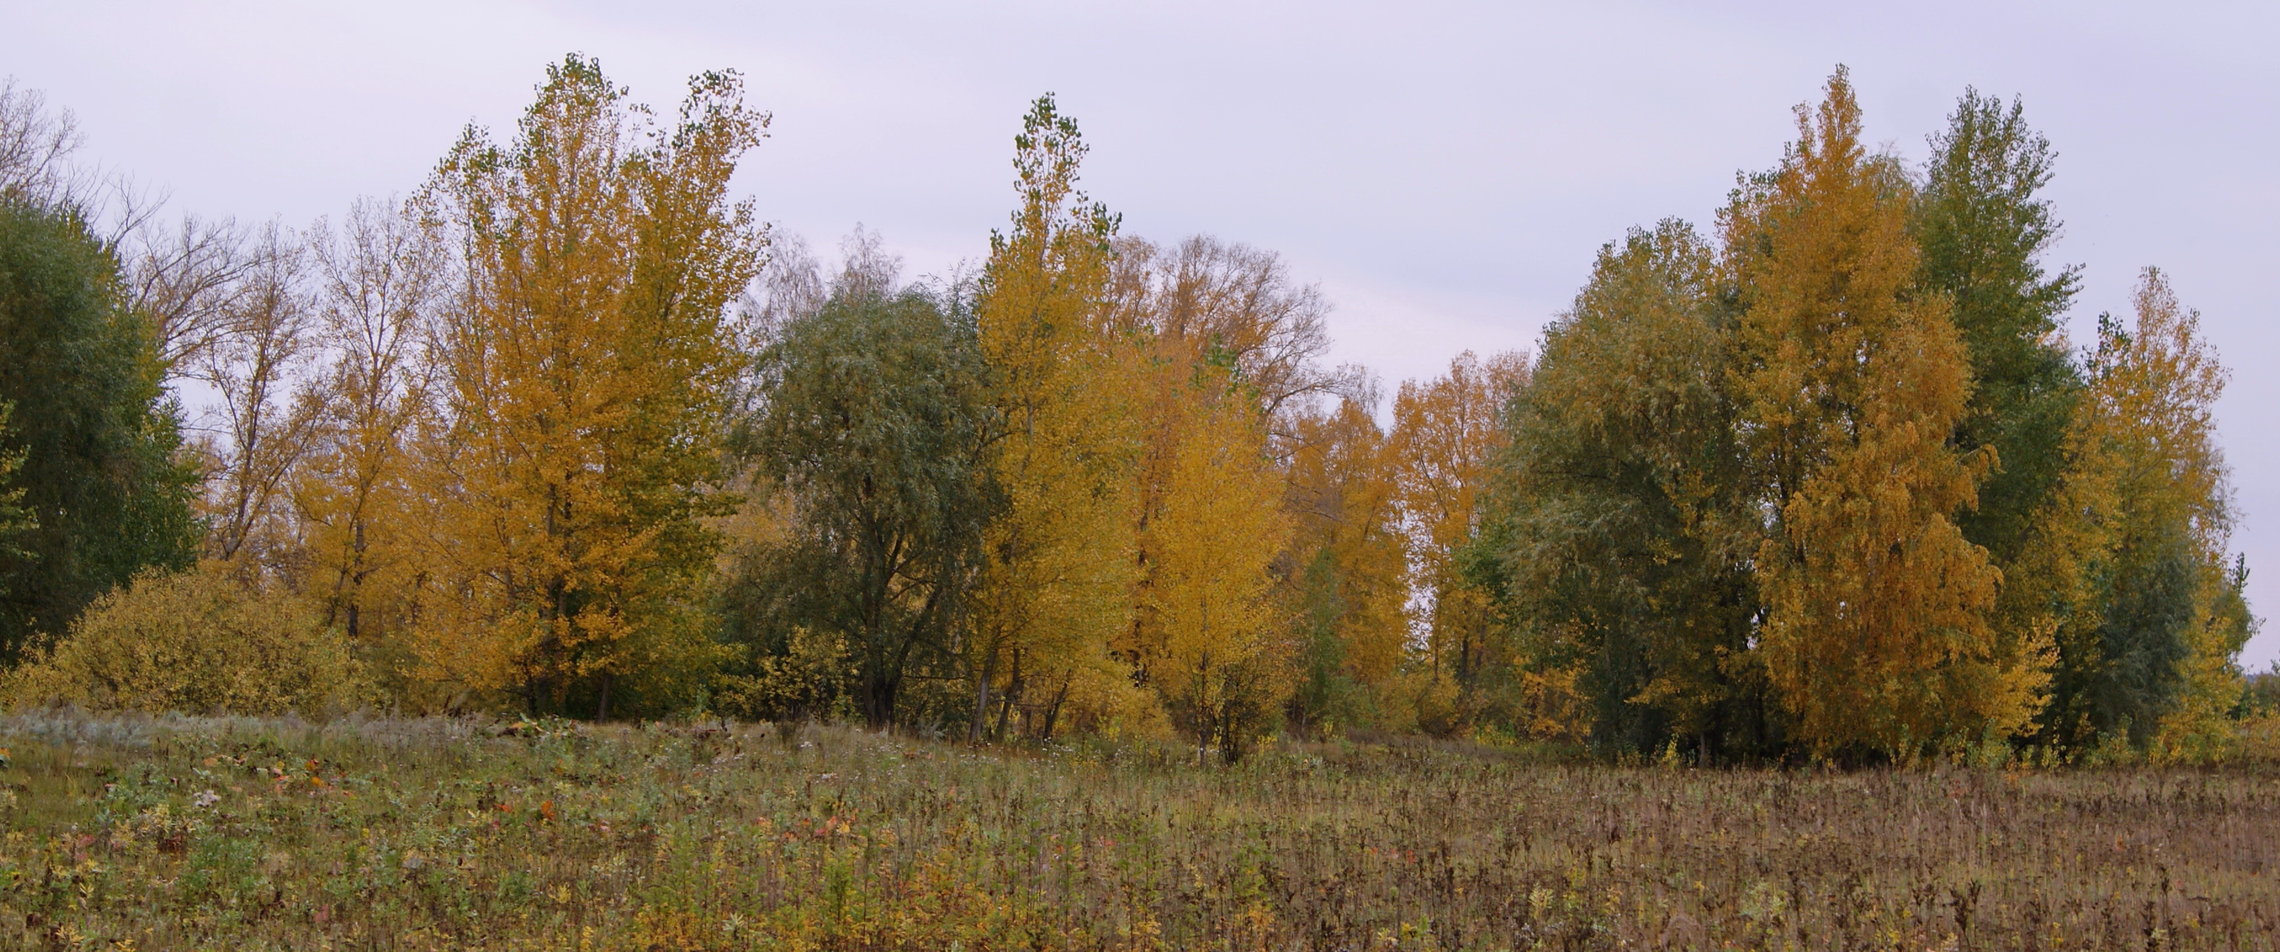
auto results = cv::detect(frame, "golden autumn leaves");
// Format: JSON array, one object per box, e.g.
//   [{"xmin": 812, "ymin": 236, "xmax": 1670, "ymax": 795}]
[
  {"xmin": 336, "ymin": 57, "xmax": 768, "ymax": 714},
  {"xmin": 970, "ymin": 97, "xmax": 1301, "ymax": 756},
  {"xmin": 372, "ymin": 62, "xmax": 2245, "ymax": 759},
  {"xmin": 947, "ymin": 96, "xmax": 1537, "ymax": 754},
  {"xmin": 1731, "ymin": 71, "xmax": 2243, "ymax": 758},
  {"xmin": 1486, "ymin": 68, "xmax": 2248, "ymax": 761},
  {"xmin": 1729, "ymin": 69, "xmax": 2024, "ymax": 753},
  {"xmin": 8, "ymin": 53, "xmax": 2243, "ymax": 765}
]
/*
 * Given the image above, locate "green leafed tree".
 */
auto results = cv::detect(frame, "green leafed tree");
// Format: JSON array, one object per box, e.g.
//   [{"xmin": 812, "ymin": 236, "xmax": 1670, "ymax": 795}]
[
  {"xmin": 1485, "ymin": 220, "xmax": 1764, "ymax": 759},
  {"xmin": 0, "ymin": 404, "xmax": 33, "ymax": 574},
  {"xmin": 736, "ymin": 264, "xmax": 996, "ymax": 729},
  {"xmin": 0, "ymin": 197, "xmax": 200, "ymax": 666},
  {"xmin": 1913, "ymin": 88, "xmax": 2086, "ymax": 670}
]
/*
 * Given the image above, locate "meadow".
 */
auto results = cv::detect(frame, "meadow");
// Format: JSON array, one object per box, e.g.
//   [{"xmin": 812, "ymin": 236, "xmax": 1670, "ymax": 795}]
[{"xmin": 1, "ymin": 712, "xmax": 2275, "ymax": 951}]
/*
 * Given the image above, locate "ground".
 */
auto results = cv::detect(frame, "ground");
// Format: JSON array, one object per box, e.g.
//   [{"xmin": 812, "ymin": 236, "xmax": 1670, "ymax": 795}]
[{"xmin": 0, "ymin": 712, "xmax": 2274, "ymax": 950}]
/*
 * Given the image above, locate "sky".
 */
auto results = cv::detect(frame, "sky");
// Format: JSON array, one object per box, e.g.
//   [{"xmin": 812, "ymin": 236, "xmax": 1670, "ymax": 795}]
[{"xmin": 6, "ymin": 0, "xmax": 2276, "ymax": 667}]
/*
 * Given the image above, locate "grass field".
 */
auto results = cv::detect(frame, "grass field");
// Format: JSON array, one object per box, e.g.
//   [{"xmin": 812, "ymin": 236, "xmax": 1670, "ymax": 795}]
[{"xmin": 1, "ymin": 712, "xmax": 2275, "ymax": 951}]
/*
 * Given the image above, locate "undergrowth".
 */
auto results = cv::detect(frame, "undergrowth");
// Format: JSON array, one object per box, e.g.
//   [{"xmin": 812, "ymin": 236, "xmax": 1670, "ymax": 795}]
[{"xmin": 1, "ymin": 711, "xmax": 2275, "ymax": 950}]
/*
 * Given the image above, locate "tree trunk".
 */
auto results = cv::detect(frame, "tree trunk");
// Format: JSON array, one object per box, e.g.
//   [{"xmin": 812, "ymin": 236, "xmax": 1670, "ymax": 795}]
[
  {"xmin": 968, "ymin": 648, "xmax": 996, "ymax": 743},
  {"xmin": 862, "ymin": 672, "xmax": 898, "ymax": 730},
  {"xmin": 1038, "ymin": 681, "xmax": 1070, "ymax": 742},
  {"xmin": 993, "ymin": 674, "xmax": 1017, "ymax": 740}
]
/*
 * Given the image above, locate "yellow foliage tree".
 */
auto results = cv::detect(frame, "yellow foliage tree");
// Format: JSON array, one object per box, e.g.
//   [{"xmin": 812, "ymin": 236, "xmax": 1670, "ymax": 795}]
[
  {"xmin": 410, "ymin": 56, "xmax": 766, "ymax": 716},
  {"xmin": 1281, "ymin": 394, "xmax": 1411, "ymax": 729},
  {"xmin": 1144, "ymin": 375, "xmax": 1291, "ymax": 761},
  {"xmin": 968, "ymin": 94, "xmax": 1148, "ymax": 741},
  {"xmin": 2035, "ymin": 269, "xmax": 2249, "ymax": 758},
  {"xmin": 1727, "ymin": 68, "xmax": 2035, "ymax": 757},
  {"xmin": 294, "ymin": 197, "xmax": 438, "ymax": 655},
  {"xmin": 1389, "ymin": 350, "xmax": 1529, "ymax": 723},
  {"xmin": 1102, "ymin": 232, "xmax": 1359, "ymax": 741},
  {"xmin": 2121, "ymin": 274, "xmax": 2249, "ymax": 758}
]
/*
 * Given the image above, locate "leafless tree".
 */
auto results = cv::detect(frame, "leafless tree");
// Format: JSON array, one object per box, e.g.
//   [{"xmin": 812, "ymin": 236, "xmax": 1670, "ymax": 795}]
[
  {"xmin": 0, "ymin": 77, "xmax": 85, "ymax": 205},
  {"xmin": 196, "ymin": 223, "xmax": 320, "ymax": 565},
  {"xmin": 1109, "ymin": 234, "xmax": 1367, "ymax": 444}
]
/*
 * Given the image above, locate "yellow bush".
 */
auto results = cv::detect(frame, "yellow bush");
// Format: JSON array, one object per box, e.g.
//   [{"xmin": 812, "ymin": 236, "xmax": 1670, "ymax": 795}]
[
  {"xmin": 713, "ymin": 626, "xmax": 855, "ymax": 722},
  {"xmin": 1, "ymin": 562, "xmax": 372, "ymax": 715},
  {"xmin": 1384, "ymin": 669, "xmax": 1464, "ymax": 737}
]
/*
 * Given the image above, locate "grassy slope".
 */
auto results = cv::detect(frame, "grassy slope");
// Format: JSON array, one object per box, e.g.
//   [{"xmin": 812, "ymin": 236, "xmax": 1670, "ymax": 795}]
[{"xmin": 1, "ymin": 712, "xmax": 2275, "ymax": 950}]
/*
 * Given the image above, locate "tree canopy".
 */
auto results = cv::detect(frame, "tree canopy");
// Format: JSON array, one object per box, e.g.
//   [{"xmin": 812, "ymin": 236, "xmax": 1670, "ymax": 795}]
[{"xmin": 0, "ymin": 62, "xmax": 2256, "ymax": 764}]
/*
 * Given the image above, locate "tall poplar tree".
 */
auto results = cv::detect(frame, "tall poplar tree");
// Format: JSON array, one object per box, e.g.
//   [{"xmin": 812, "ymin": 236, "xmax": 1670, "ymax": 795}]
[
  {"xmin": 2039, "ymin": 270, "xmax": 2250, "ymax": 755},
  {"xmin": 1141, "ymin": 366, "xmax": 1290, "ymax": 761},
  {"xmin": 1913, "ymin": 89, "xmax": 2086, "ymax": 673},
  {"xmin": 413, "ymin": 56, "xmax": 767, "ymax": 716},
  {"xmin": 1728, "ymin": 68, "xmax": 2034, "ymax": 757},
  {"xmin": 968, "ymin": 94, "xmax": 1147, "ymax": 741}
]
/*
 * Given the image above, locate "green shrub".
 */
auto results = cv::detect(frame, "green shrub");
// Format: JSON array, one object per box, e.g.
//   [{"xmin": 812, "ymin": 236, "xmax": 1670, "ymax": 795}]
[{"xmin": 1, "ymin": 562, "xmax": 372, "ymax": 715}]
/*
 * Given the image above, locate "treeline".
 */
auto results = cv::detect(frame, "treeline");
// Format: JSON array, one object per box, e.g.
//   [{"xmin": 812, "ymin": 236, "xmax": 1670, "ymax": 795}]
[
  {"xmin": 1483, "ymin": 71, "xmax": 2252, "ymax": 763},
  {"xmin": 0, "ymin": 60, "xmax": 2257, "ymax": 763}
]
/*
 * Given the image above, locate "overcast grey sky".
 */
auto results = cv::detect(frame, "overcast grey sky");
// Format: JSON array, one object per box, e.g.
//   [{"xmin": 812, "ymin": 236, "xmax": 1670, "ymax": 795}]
[{"xmin": 8, "ymin": 0, "xmax": 2276, "ymax": 666}]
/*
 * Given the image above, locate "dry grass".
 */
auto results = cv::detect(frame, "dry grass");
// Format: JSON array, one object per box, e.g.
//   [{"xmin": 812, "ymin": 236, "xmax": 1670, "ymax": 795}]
[{"xmin": 1, "ymin": 711, "xmax": 2275, "ymax": 950}]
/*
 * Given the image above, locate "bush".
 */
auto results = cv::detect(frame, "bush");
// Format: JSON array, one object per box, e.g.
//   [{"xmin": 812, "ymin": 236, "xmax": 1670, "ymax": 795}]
[
  {"xmin": 712, "ymin": 626, "xmax": 855, "ymax": 723},
  {"xmin": 1, "ymin": 562, "xmax": 372, "ymax": 715}
]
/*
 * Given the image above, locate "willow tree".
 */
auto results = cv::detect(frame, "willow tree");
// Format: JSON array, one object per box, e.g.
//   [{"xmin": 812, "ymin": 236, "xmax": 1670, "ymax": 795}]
[
  {"xmin": 1488, "ymin": 220, "xmax": 1762, "ymax": 758},
  {"xmin": 743, "ymin": 280, "xmax": 994, "ymax": 729},
  {"xmin": 1727, "ymin": 68, "xmax": 2035, "ymax": 757},
  {"xmin": 413, "ymin": 56, "xmax": 767, "ymax": 716}
]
